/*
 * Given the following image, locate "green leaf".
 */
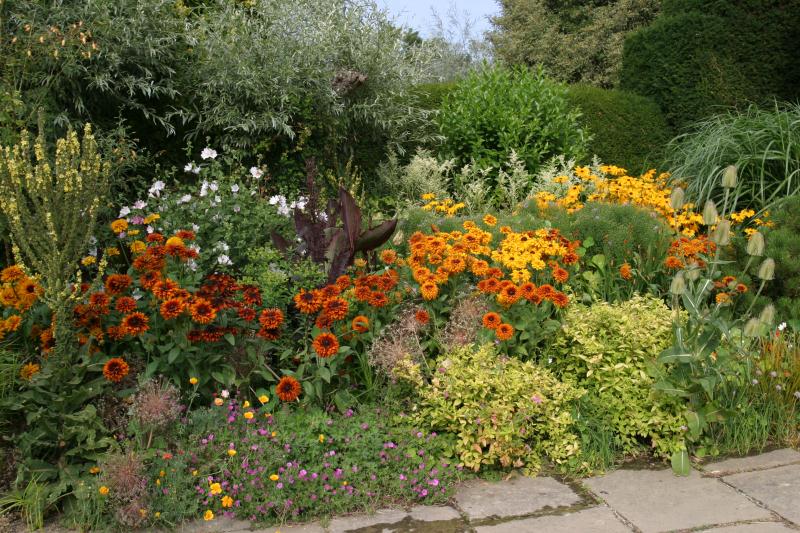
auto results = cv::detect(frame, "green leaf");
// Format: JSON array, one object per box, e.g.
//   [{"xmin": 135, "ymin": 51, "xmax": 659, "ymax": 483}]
[
  {"xmin": 671, "ymin": 449, "xmax": 691, "ymax": 476},
  {"xmin": 657, "ymin": 345, "xmax": 694, "ymax": 364},
  {"xmin": 684, "ymin": 410, "xmax": 702, "ymax": 438},
  {"xmin": 654, "ymin": 380, "xmax": 689, "ymax": 397},
  {"xmin": 224, "ymin": 333, "xmax": 236, "ymax": 346},
  {"xmin": 317, "ymin": 367, "xmax": 332, "ymax": 383},
  {"xmin": 167, "ymin": 346, "xmax": 182, "ymax": 364}
]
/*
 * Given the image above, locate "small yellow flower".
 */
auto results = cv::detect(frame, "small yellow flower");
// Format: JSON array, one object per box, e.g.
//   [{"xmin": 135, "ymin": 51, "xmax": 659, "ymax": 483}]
[
  {"xmin": 271, "ymin": 431, "xmax": 277, "ymax": 437},
  {"xmin": 89, "ymin": 466, "xmax": 101, "ymax": 475},
  {"xmin": 227, "ymin": 449, "xmax": 237, "ymax": 457},
  {"xmin": 130, "ymin": 240, "xmax": 146, "ymax": 254},
  {"xmin": 127, "ymin": 229, "xmax": 140, "ymax": 237},
  {"xmin": 242, "ymin": 400, "xmax": 250, "ymax": 408},
  {"xmin": 156, "ymin": 478, "xmax": 161, "ymax": 486},
  {"xmin": 244, "ymin": 411, "xmax": 254, "ymax": 420},
  {"xmin": 192, "ymin": 470, "xmax": 198, "ymax": 476},
  {"xmin": 258, "ymin": 395, "xmax": 269, "ymax": 404},
  {"xmin": 354, "ymin": 258, "xmax": 367, "ymax": 268},
  {"xmin": 99, "ymin": 486, "xmax": 109, "ymax": 496},
  {"xmin": 342, "ymin": 481, "xmax": 348, "ymax": 486},
  {"xmin": 110, "ymin": 219, "xmax": 128, "ymax": 233},
  {"xmin": 221, "ymin": 495, "xmax": 233, "ymax": 508},
  {"xmin": 214, "ymin": 398, "xmax": 224, "ymax": 406},
  {"xmin": 189, "ymin": 377, "xmax": 198, "ymax": 385},
  {"xmin": 204, "ymin": 510, "xmax": 214, "ymax": 521},
  {"xmin": 106, "ymin": 247, "xmax": 120, "ymax": 257},
  {"xmin": 482, "ymin": 214, "xmax": 497, "ymax": 226},
  {"xmin": 159, "ymin": 470, "xmax": 165, "ymax": 477},
  {"xmin": 155, "ymin": 512, "xmax": 161, "ymax": 519},
  {"xmin": 318, "ymin": 434, "xmax": 325, "ymax": 443},
  {"xmin": 209, "ymin": 482, "xmax": 222, "ymax": 495},
  {"xmin": 81, "ymin": 256, "xmax": 96, "ymax": 266},
  {"xmin": 421, "ymin": 192, "xmax": 436, "ymax": 201},
  {"xmin": 269, "ymin": 474, "xmax": 279, "ymax": 481},
  {"xmin": 143, "ymin": 213, "xmax": 161, "ymax": 224}
]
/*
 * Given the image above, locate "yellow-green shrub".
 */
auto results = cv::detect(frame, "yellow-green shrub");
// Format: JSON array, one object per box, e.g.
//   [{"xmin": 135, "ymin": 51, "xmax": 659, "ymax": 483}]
[
  {"xmin": 408, "ymin": 344, "xmax": 584, "ymax": 476},
  {"xmin": 551, "ymin": 295, "xmax": 685, "ymax": 458}
]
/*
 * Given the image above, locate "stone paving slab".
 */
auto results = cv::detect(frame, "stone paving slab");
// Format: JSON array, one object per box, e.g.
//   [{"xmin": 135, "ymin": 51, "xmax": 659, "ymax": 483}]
[
  {"xmin": 583, "ymin": 468, "xmax": 772, "ymax": 533},
  {"xmin": 251, "ymin": 522, "xmax": 326, "ymax": 533},
  {"xmin": 326, "ymin": 509, "xmax": 409, "ymax": 532},
  {"xmin": 408, "ymin": 505, "xmax": 462, "ymax": 522},
  {"xmin": 176, "ymin": 517, "xmax": 252, "ymax": 532},
  {"xmin": 724, "ymin": 464, "xmax": 800, "ymax": 525},
  {"xmin": 704, "ymin": 448, "xmax": 800, "ymax": 474},
  {"xmin": 474, "ymin": 505, "xmax": 632, "ymax": 533},
  {"xmin": 453, "ymin": 475, "xmax": 581, "ymax": 521},
  {"xmin": 702, "ymin": 522, "xmax": 796, "ymax": 532}
]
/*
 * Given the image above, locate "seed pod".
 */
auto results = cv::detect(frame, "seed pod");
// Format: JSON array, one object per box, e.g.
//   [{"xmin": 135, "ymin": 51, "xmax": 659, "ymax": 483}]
[
  {"xmin": 702, "ymin": 200, "xmax": 718, "ymax": 225},
  {"xmin": 757, "ymin": 258, "xmax": 775, "ymax": 281},
  {"xmin": 711, "ymin": 220, "xmax": 731, "ymax": 245},
  {"xmin": 743, "ymin": 317, "xmax": 761, "ymax": 337},
  {"xmin": 670, "ymin": 271, "xmax": 686, "ymax": 295},
  {"xmin": 759, "ymin": 304, "xmax": 775, "ymax": 326},
  {"xmin": 721, "ymin": 165, "xmax": 738, "ymax": 189},
  {"xmin": 669, "ymin": 187, "xmax": 685, "ymax": 211},
  {"xmin": 746, "ymin": 231, "xmax": 765, "ymax": 256}
]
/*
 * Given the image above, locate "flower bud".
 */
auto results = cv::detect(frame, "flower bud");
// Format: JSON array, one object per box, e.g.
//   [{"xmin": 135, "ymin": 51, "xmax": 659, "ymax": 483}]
[
  {"xmin": 721, "ymin": 165, "xmax": 738, "ymax": 189},
  {"xmin": 759, "ymin": 304, "xmax": 775, "ymax": 326},
  {"xmin": 743, "ymin": 317, "xmax": 761, "ymax": 337},
  {"xmin": 711, "ymin": 220, "xmax": 731, "ymax": 245},
  {"xmin": 757, "ymin": 258, "xmax": 775, "ymax": 281},
  {"xmin": 669, "ymin": 187, "xmax": 685, "ymax": 211},
  {"xmin": 670, "ymin": 271, "xmax": 686, "ymax": 295},
  {"xmin": 702, "ymin": 200, "xmax": 718, "ymax": 225},
  {"xmin": 746, "ymin": 231, "xmax": 764, "ymax": 257}
]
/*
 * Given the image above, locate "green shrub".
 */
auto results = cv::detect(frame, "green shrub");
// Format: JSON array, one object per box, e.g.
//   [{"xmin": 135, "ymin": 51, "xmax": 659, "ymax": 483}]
[
  {"xmin": 438, "ymin": 65, "xmax": 588, "ymax": 181},
  {"xmin": 620, "ymin": 0, "xmax": 800, "ymax": 128},
  {"xmin": 665, "ymin": 104, "xmax": 800, "ymax": 215},
  {"xmin": 565, "ymin": 85, "xmax": 673, "ymax": 174},
  {"xmin": 408, "ymin": 344, "xmax": 584, "ymax": 475},
  {"xmin": 551, "ymin": 296, "xmax": 686, "ymax": 460},
  {"xmin": 239, "ymin": 246, "xmax": 325, "ymax": 310}
]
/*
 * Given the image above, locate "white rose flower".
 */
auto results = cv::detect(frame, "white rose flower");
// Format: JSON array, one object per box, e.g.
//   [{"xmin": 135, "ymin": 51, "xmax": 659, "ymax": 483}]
[{"xmin": 200, "ymin": 147, "xmax": 218, "ymax": 160}]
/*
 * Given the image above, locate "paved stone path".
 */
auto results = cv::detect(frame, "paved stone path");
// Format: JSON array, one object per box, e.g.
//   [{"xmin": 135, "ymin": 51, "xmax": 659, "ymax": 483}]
[{"xmin": 24, "ymin": 449, "xmax": 800, "ymax": 532}]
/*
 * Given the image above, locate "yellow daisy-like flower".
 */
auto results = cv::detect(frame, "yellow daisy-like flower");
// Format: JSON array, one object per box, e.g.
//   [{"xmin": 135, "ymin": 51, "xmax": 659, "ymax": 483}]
[
  {"xmin": 421, "ymin": 192, "xmax": 436, "ymax": 201},
  {"xmin": 482, "ymin": 214, "xmax": 497, "ymax": 226},
  {"xmin": 99, "ymin": 486, "xmax": 109, "ymax": 496},
  {"xmin": 227, "ymin": 449, "xmax": 237, "ymax": 457},
  {"xmin": 270, "ymin": 474, "xmax": 280, "ymax": 481},
  {"xmin": 318, "ymin": 434, "xmax": 325, "ymax": 443},
  {"xmin": 203, "ymin": 510, "xmax": 214, "ymax": 521},
  {"xmin": 106, "ymin": 247, "xmax": 120, "ymax": 257},
  {"xmin": 242, "ymin": 400, "xmax": 250, "ymax": 408},
  {"xmin": 110, "ymin": 219, "xmax": 128, "ymax": 233},
  {"xmin": 221, "ymin": 496, "xmax": 233, "ymax": 508},
  {"xmin": 258, "ymin": 395, "xmax": 269, "ymax": 404},
  {"xmin": 130, "ymin": 240, "xmax": 147, "ymax": 254},
  {"xmin": 244, "ymin": 411, "xmax": 254, "ymax": 420},
  {"xmin": 209, "ymin": 482, "xmax": 222, "ymax": 495},
  {"xmin": 81, "ymin": 256, "xmax": 97, "ymax": 266},
  {"xmin": 143, "ymin": 213, "xmax": 161, "ymax": 224},
  {"xmin": 189, "ymin": 377, "xmax": 198, "ymax": 385}
]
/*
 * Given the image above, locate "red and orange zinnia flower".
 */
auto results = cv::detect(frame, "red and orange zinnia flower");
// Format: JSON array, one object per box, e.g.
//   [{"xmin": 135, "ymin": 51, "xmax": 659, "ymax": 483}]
[
  {"xmin": 103, "ymin": 357, "xmax": 130, "ymax": 382},
  {"xmin": 368, "ymin": 291, "xmax": 389, "ymax": 308},
  {"xmin": 495, "ymin": 323, "xmax": 514, "ymax": 341},
  {"xmin": 322, "ymin": 297, "xmax": 349, "ymax": 321},
  {"xmin": 619, "ymin": 263, "xmax": 633, "ymax": 281},
  {"xmin": 551, "ymin": 292, "xmax": 569, "ymax": 308},
  {"xmin": 552, "ymin": 267, "xmax": 569, "ymax": 284},
  {"xmin": 293, "ymin": 289, "xmax": 321, "ymax": 314},
  {"xmin": 276, "ymin": 376, "xmax": 302, "ymax": 402},
  {"xmin": 115, "ymin": 296, "xmax": 138, "ymax": 313},
  {"xmin": 160, "ymin": 298, "xmax": 186, "ymax": 320},
  {"xmin": 352, "ymin": 315, "xmax": 370, "ymax": 333},
  {"xmin": 121, "ymin": 312, "xmax": 149, "ymax": 335},
  {"xmin": 104, "ymin": 274, "xmax": 132, "ymax": 295},
  {"xmin": 312, "ymin": 332, "xmax": 339, "ymax": 358},
  {"xmin": 482, "ymin": 312, "xmax": 502, "ymax": 329},
  {"xmin": 415, "ymin": 309, "xmax": 430, "ymax": 325},
  {"xmin": 190, "ymin": 298, "xmax": 217, "ymax": 324},
  {"xmin": 259, "ymin": 308, "xmax": 284, "ymax": 329}
]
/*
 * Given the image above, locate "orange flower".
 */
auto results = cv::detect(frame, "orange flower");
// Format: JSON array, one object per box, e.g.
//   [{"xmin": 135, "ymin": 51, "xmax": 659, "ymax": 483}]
[
  {"xmin": 482, "ymin": 214, "xmax": 497, "ymax": 226},
  {"xmin": 538, "ymin": 284, "xmax": 555, "ymax": 300},
  {"xmin": 498, "ymin": 285, "xmax": 521, "ymax": 306},
  {"xmin": 322, "ymin": 297, "xmax": 349, "ymax": 321},
  {"xmin": 139, "ymin": 271, "xmax": 162, "ymax": 289},
  {"xmin": 104, "ymin": 274, "xmax": 132, "ymax": 295},
  {"xmin": 190, "ymin": 299, "xmax": 217, "ymax": 324},
  {"xmin": 495, "ymin": 323, "xmax": 514, "ymax": 341},
  {"xmin": 293, "ymin": 289, "xmax": 321, "ymax": 314},
  {"xmin": 319, "ymin": 285, "xmax": 341, "ymax": 301},
  {"xmin": 152, "ymin": 279, "xmax": 179, "ymax": 300},
  {"xmin": 519, "ymin": 282, "xmax": 537, "ymax": 300},
  {"xmin": 164, "ymin": 236, "xmax": 186, "ymax": 256},
  {"xmin": 103, "ymin": 357, "xmax": 130, "ymax": 382},
  {"xmin": 115, "ymin": 296, "xmax": 138, "ymax": 313},
  {"xmin": 238, "ymin": 308, "xmax": 257, "ymax": 322},
  {"xmin": 715, "ymin": 292, "xmax": 731, "ymax": 305},
  {"xmin": 88, "ymin": 292, "xmax": 110, "ymax": 311},
  {"xmin": 335, "ymin": 275, "xmax": 352, "ymax": 290},
  {"xmin": 478, "ymin": 278, "xmax": 501, "ymax": 294},
  {"xmin": 562, "ymin": 252, "xmax": 579, "ymax": 265},
  {"xmin": 380, "ymin": 249, "xmax": 398, "ymax": 265},
  {"xmin": 552, "ymin": 267, "xmax": 569, "ymax": 284},
  {"xmin": 368, "ymin": 291, "xmax": 389, "ymax": 308},
  {"xmin": 420, "ymin": 282, "xmax": 439, "ymax": 301},
  {"xmin": 352, "ymin": 315, "xmax": 370, "ymax": 333},
  {"xmin": 122, "ymin": 312, "xmax": 149, "ymax": 335},
  {"xmin": 470, "ymin": 260, "xmax": 490, "ymax": 277},
  {"xmin": 664, "ymin": 256, "xmax": 684, "ymax": 270},
  {"xmin": 735, "ymin": 283, "xmax": 748, "ymax": 293},
  {"xmin": 551, "ymin": 292, "xmax": 569, "ymax": 308},
  {"xmin": 354, "ymin": 286, "xmax": 372, "ymax": 302},
  {"xmin": 312, "ymin": 333, "xmax": 339, "ymax": 358},
  {"xmin": 146, "ymin": 232, "xmax": 164, "ymax": 243},
  {"xmin": 482, "ymin": 312, "xmax": 501, "ymax": 329},
  {"xmin": 257, "ymin": 327, "xmax": 281, "ymax": 340},
  {"xmin": 1, "ymin": 265, "xmax": 25, "ymax": 283},
  {"xmin": 276, "ymin": 376, "xmax": 301, "ymax": 402},
  {"xmin": 160, "ymin": 298, "xmax": 186, "ymax": 320},
  {"xmin": 619, "ymin": 263, "xmax": 633, "ymax": 281},
  {"xmin": 176, "ymin": 229, "xmax": 196, "ymax": 241},
  {"xmin": 259, "ymin": 308, "xmax": 284, "ymax": 329},
  {"xmin": 414, "ymin": 309, "xmax": 430, "ymax": 325}
]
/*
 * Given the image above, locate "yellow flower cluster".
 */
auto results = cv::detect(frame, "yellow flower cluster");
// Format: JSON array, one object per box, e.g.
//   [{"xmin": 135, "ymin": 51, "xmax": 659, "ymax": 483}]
[
  {"xmin": 491, "ymin": 228, "xmax": 571, "ymax": 280},
  {"xmin": 421, "ymin": 193, "xmax": 465, "ymax": 217}
]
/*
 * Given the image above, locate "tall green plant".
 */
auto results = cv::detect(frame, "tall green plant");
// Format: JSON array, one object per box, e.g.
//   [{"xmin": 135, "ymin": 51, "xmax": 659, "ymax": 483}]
[
  {"xmin": 0, "ymin": 123, "xmax": 109, "ymax": 356},
  {"xmin": 666, "ymin": 103, "xmax": 800, "ymax": 216}
]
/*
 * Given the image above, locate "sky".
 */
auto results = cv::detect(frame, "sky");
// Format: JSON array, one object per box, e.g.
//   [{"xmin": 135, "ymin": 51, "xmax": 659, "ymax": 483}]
[{"xmin": 379, "ymin": 0, "xmax": 499, "ymax": 38}]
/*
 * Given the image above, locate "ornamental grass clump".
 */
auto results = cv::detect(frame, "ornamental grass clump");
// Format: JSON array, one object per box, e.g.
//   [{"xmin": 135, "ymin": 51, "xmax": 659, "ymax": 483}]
[
  {"xmin": 408, "ymin": 344, "xmax": 584, "ymax": 475},
  {"xmin": 0, "ymin": 123, "xmax": 109, "ymax": 358}
]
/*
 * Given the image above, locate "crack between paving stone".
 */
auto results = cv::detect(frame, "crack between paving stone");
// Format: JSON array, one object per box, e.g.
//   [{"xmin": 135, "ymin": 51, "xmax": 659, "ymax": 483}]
[
  {"xmin": 699, "ymin": 460, "xmax": 800, "ymax": 479},
  {"xmin": 669, "ymin": 517, "xmax": 799, "ymax": 532},
  {"xmin": 711, "ymin": 476, "xmax": 800, "ymax": 531},
  {"xmin": 575, "ymin": 479, "xmax": 642, "ymax": 533}
]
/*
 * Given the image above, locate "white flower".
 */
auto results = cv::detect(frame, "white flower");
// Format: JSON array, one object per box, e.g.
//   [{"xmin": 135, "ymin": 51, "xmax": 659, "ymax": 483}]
[
  {"xmin": 133, "ymin": 200, "xmax": 147, "ymax": 210},
  {"xmin": 132, "ymin": 288, "xmax": 144, "ymax": 301},
  {"xmin": 89, "ymin": 236, "xmax": 98, "ymax": 245},
  {"xmin": 200, "ymin": 147, "xmax": 218, "ymax": 160},
  {"xmin": 118, "ymin": 206, "xmax": 131, "ymax": 217},
  {"xmin": 183, "ymin": 162, "xmax": 200, "ymax": 174},
  {"xmin": 231, "ymin": 184, "xmax": 240, "ymax": 193},
  {"xmin": 214, "ymin": 195, "xmax": 221, "ymax": 204},
  {"xmin": 209, "ymin": 181, "xmax": 218, "ymax": 192},
  {"xmin": 268, "ymin": 195, "xmax": 283, "ymax": 205},
  {"xmin": 221, "ymin": 389, "xmax": 230, "ymax": 398},
  {"xmin": 214, "ymin": 242, "xmax": 230, "ymax": 252},
  {"xmin": 187, "ymin": 259, "xmax": 198, "ymax": 271},
  {"xmin": 249, "ymin": 166, "xmax": 263, "ymax": 179},
  {"xmin": 199, "ymin": 181, "xmax": 209, "ymax": 197},
  {"xmin": 217, "ymin": 254, "xmax": 233, "ymax": 266},
  {"xmin": 178, "ymin": 194, "xmax": 192, "ymax": 204},
  {"xmin": 778, "ymin": 322, "xmax": 787, "ymax": 332},
  {"xmin": 233, "ymin": 205, "xmax": 241, "ymax": 213},
  {"xmin": 88, "ymin": 247, "xmax": 98, "ymax": 257},
  {"xmin": 192, "ymin": 223, "xmax": 200, "ymax": 232},
  {"xmin": 148, "ymin": 180, "xmax": 166, "ymax": 198},
  {"xmin": 146, "ymin": 225, "xmax": 154, "ymax": 234}
]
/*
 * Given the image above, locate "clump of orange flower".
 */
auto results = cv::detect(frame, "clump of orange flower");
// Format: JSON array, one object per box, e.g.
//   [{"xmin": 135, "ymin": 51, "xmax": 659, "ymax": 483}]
[
  {"xmin": 495, "ymin": 323, "xmax": 514, "ymax": 341},
  {"xmin": 312, "ymin": 333, "xmax": 340, "ymax": 358},
  {"xmin": 352, "ymin": 315, "xmax": 370, "ymax": 333}
]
